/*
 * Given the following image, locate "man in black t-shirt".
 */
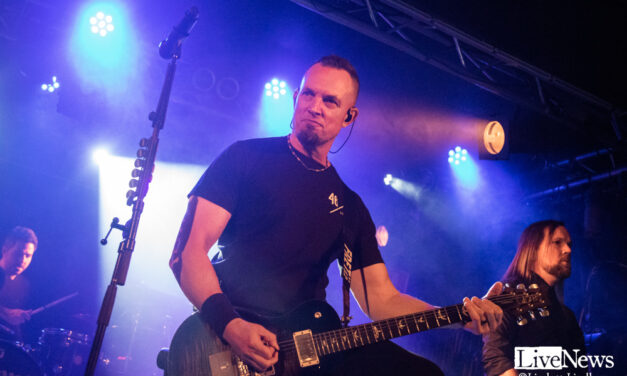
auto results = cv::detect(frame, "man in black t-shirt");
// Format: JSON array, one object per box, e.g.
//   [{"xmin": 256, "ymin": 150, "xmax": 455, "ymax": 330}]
[{"xmin": 170, "ymin": 55, "xmax": 504, "ymax": 375}]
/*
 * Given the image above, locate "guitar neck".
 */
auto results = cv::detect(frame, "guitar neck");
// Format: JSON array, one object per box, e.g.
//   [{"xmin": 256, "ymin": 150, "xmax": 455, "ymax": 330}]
[{"xmin": 312, "ymin": 303, "xmax": 466, "ymax": 356}]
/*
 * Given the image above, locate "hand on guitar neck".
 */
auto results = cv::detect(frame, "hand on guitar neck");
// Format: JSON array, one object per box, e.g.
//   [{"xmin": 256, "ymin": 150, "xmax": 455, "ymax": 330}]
[
  {"xmin": 223, "ymin": 317, "xmax": 280, "ymax": 372},
  {"xmin": 462, "ymin": 281, "xmax": 504, "ymax": 335}
]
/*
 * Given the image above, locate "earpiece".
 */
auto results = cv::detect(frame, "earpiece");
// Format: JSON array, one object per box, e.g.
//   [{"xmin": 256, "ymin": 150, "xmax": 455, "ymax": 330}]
[{"xmin": 345, "ymin": 110, "xmax": 353, "ymax": 122}]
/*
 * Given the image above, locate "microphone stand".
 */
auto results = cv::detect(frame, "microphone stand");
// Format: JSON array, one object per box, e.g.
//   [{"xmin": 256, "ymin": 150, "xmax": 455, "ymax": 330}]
[{"xmin": 84, "ymin": 44, "xmax": 183, "ymax": 376}]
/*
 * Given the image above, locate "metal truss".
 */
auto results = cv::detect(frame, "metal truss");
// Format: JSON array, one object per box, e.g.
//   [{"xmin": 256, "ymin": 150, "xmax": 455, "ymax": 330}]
[{"xmin": 290, "ymin": 0, "xmax": 625, "ymax": 144}]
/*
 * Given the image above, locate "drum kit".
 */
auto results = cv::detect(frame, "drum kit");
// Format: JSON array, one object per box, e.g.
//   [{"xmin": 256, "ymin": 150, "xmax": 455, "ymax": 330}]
[
  {"xmin": 0, "ymin": 292, "xmax": 91, "ymax": 376},
  {"xmin": 0, "ymin": 287, "xmax": 180, "ymax": 375},
  {"xmin": 0, "ymin": 327, "xmax": 90, "ymax": 376}
]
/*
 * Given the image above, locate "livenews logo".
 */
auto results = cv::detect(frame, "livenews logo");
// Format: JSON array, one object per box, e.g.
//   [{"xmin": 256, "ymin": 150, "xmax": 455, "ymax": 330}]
[{"xmin": 515, "ymin": 347, "xmax": 614, "ymax": 370}]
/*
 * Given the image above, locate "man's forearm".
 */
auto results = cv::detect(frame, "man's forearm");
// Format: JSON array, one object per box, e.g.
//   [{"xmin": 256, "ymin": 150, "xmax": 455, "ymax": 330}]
[
  {"xmin": 367, "ymin": 291, "xmax": 435, "ymax": 321},
  {"xmin": 178, "ymin": 249, "xmax": 223, "ymax": 309},
  {"xmin": 170, "ymin": 195, "xmax": 230, "ymax": 309}
]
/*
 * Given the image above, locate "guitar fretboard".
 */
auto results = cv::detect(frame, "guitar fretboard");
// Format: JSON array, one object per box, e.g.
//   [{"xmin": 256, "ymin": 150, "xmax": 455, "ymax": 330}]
[{"xmin": 312, "ymin": 304, "xmax": 466, "ymax": 356}]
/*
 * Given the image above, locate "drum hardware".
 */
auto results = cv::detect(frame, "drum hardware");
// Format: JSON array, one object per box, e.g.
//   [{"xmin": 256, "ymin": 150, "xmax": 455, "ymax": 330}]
[{"xmin": 0, "ymin": 339, "xmax": 43, "ymax": 375}]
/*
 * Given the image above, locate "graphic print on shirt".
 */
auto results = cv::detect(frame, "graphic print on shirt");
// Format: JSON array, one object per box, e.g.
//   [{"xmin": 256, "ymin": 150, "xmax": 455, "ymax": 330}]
[{"xmin": 328, "ymin": 192, "xmax": 344, "ymax": 215}]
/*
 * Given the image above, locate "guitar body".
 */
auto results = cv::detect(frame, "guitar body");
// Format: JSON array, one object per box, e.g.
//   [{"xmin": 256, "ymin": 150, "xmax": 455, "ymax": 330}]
[{"xmin": 167, "ymin": 301, "xmax": 344, "ymax": 376}]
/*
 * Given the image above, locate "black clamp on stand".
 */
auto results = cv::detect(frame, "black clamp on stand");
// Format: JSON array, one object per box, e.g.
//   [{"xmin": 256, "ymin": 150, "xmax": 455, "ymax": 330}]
[{"xmin": 85, "ymin": 7, "xmax": 199, "ymax": 376}]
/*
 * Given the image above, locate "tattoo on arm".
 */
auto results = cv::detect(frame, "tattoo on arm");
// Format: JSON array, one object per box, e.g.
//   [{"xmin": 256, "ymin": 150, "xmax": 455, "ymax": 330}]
[{"xmin": 170, "ymin": 196, "xmax": 199, "ymax": 283}]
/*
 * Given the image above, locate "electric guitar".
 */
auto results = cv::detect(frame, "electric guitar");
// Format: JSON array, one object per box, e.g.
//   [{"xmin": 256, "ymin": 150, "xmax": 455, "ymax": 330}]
[{"xmin": 167, "ymin": 284, "xmax": 547, "ymax": 376}]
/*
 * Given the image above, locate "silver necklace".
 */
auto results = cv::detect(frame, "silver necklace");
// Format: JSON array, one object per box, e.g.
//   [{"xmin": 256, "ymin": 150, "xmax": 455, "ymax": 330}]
[{"xmin": 286, "ymin": 135, "xmax": 330, "ymax": 172}]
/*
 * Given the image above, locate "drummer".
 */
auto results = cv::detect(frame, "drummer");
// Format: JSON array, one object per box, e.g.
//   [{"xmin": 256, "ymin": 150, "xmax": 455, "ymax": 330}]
[{"xmin": 0, "ymin": 226, "xmax": 38, "ymax": 340}]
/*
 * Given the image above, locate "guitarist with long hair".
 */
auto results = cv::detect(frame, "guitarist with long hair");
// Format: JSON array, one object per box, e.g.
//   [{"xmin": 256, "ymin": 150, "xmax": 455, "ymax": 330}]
[
  {"xmin": 169, "ymin": 55, "xmax": 504, "ymax": 375},
  {"xmin": 482, "ymin": 220, "xmax": 586, "ymax": 376}
]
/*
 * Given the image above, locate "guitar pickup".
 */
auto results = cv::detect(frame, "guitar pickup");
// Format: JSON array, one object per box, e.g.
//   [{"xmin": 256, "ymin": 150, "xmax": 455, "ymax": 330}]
[{"xmin": 293, "ymin": 329, "xmax": 320, "ymax": 367}]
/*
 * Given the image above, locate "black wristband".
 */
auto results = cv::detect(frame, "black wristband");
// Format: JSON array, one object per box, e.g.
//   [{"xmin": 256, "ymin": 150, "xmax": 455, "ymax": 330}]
[{"xmin": 200, "ymin": 293, "xmax": 241, "ymax": 340}]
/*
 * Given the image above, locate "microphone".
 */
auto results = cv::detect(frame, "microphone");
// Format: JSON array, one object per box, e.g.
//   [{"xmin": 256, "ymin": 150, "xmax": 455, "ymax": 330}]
[{"xmin": 158, "ymin": 6, "xmax": 199, "ymax": 59}]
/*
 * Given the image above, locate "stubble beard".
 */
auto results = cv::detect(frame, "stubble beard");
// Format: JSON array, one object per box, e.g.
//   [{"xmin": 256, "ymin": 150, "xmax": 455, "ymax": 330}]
[{"xmin": 544, "ymin": 257, "xmax": 572, "ymax": 281}]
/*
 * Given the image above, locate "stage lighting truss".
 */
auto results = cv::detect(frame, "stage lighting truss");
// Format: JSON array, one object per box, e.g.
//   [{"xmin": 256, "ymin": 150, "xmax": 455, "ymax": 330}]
[
  {"xmin": 41, "ymin": 76, "xmax": 60, "ymax": 93},
  {"xmin": 448, "ymin": 146, "xmax": 468, "ymax": 165},
  {"xmin": 290, "ymin": 0, "xmax": 625, "ymax": 144},
  {"xmin": 90, "ymin": 11, "xmax": 114, "ymax": 37},
  {"xmin": 265, "ymin": 79, "xmax": 287, "ymax": 99}
]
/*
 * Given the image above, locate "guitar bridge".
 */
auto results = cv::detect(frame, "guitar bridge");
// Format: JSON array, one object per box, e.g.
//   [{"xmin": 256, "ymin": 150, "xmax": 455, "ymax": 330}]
[
  {"xmin": 235, "ymin": 356, "xmax": 276, "ymax": 376},
  {"xmin": 293, "ymin": 329, "xmax": 320, "ymax": 368}
]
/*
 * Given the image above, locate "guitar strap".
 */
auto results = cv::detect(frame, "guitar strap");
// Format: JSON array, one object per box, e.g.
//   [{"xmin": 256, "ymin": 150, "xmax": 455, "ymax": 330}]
[
  {"xmin": 340, "ymin": 191, "xmax": 371, "ymax": 327},
  {"xmin": 340, "ymin": 237, "xmax": 352, "ymax": 327}
]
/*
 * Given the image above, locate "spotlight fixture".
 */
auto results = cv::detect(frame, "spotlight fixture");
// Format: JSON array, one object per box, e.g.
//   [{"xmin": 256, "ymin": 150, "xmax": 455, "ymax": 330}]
[
  {"xmin": 92, "ymin": 148, "xmax": 110, "ymax": 165},
  {"xmin": 90, "ymin": 11, "xmax": 114, "ymax": 37},
  {"xmin": 41, "ymin": 76, "xmax": 60, "ymax": 93},
  {"xmin": 478, "ymin": 120, "xmax": 509, "ymax": 160},
  {"xmin": 383, "ymin": 174, "xmax": 393, "ymax": 186},
  {"xmin": 264, "ymin": 78, "xmax": 287, "ymax": 99},
  {"xmin": 448, "ymin": 146, "xmax": 468, "ymax": 165}
]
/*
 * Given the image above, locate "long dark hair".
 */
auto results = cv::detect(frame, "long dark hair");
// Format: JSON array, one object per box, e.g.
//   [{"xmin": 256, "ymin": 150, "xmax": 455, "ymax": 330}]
[{"xmin": 503, "ymin": 220, "xmax": 565, "ymax": 283}]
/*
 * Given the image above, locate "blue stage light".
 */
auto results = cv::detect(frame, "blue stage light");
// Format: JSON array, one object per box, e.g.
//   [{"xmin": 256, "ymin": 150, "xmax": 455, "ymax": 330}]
[
  {"xmin": 89, "ymin": 11, "xmax": 115, "ymax": 37},
  {"xmin": 258, "ymin": 79, "xmax": 293, "ymax": 136},
  {"xmin": 383, "ymin": 174, "xmax": 393, "ymax": 186},
  {"xmin": 41, "ymin": 76, "xmax": 60, "ymax": 93},
  {"xmin": 69, "ymin": 2, "xmax": 139, "ymax": 93},
  {"xmin": 448, "ymin": 146, "xmax": 468, "ymax": 164},
  {"xmin": 264, "ymin": 78, "xmax": 288, "ymax": 100},
  {"xmin": 448, "ymin": 146, "xmax": 479, "ymax": 189}
]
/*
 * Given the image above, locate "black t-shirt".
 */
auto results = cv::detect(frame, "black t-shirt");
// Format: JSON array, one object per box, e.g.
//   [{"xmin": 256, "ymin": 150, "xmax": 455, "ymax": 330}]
[
  {"xmin": 0, "ymin": 273, "xmax": 30, "ymax": 340},
  {"xmin": 482, "ymin": 274, "xmax": 586, "ymax": 376},
  {"xmin": 190, "ymin": 136, "xmax": 383, "ymax": 315}
]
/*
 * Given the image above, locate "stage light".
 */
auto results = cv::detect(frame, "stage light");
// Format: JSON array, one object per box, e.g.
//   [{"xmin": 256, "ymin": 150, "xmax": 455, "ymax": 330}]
[
  {"xmin": 70, "ymin": 2, "xmax": 138, "ymax": 94},
  {"xmin": 264, "ymin": 78, "xmax": 288, "ymax": 100},
  {"xmin": 383, "ymin": 174, "xmax": 393, "ymax": 186},
  {"xmin": 41, "ymin": 76, "xmax": 60, "ymax": 93},
  {"xmin": 384, "ymin": 175, "xmax": 422, "ymax": 202},
  {"xmin": 448, "ymin": 146, "xmax": 468, "ymax": 164},
  {"xmin": 89, "ymin": 11, "xmax": 114, "ymax": 37},
  {"xmin": 92, "ymin": 148, "xmax": 110, "ymax": 165},
  {"xmin": 448, "ymin": 146, "xmax": 479, "ymax": 189},
  {"xmin": 258, "ymin": 79, "xmax": 292, "ymax": 136},
  {"xmin": 376, "ymin": 225, "xmax": 389, "ymax": 247},
  {"xmin": 478, "ymin": 120, "xmax": 509, "ymax": 160}
]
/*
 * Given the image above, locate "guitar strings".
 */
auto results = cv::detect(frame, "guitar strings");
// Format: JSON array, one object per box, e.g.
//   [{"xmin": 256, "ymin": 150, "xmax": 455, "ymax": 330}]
[
  {"xmin": 276, "ymin": 292, "xmax": 535, "ymax": 351},
  {"xmin": 273, "ymin": 292, "xmax": 541, "ymax": 351}
]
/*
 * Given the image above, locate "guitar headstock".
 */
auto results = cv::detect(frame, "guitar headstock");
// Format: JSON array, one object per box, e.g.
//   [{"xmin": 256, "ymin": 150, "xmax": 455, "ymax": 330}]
[{"xmin": 497, "ymin": 283, "xmax": 550, "ymax": 326}]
